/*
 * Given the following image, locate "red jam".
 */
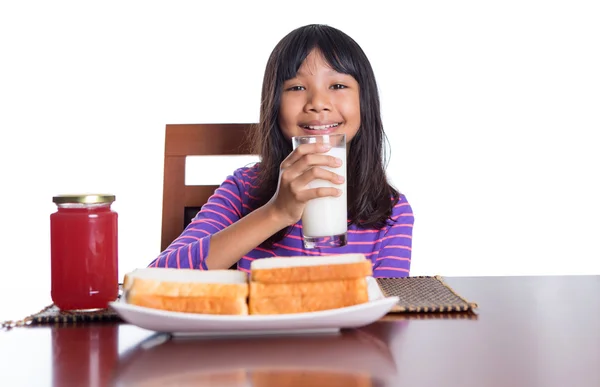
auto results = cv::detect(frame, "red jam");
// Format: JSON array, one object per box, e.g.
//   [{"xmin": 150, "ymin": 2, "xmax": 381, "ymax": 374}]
[{"xmin": 50, "ymin": 195, "xmax": 118, "ymax": 310}]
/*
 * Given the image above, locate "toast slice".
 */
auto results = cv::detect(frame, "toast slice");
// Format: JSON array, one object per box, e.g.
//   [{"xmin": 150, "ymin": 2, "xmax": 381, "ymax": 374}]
[
  {"xmin": 128, "ymin": 294, "xmax": 249, "ymax": 315},
  {"xmin": 250, "ymin": 254, "xmax": 373, "ymax": 284},
  {"xmin": 249, "ymin": 255, "xmax": 371, "ymax": 315},
  {"xmin": 123, "ymin": 268, "xmax": 249, "ymax": 315},
  {"xmin": 249, "ymin": 291, "xmax": 369, "ymax": 315},
  {"xmin": 124, "ymin": 267, "xmax": 248, "ymax": 298},
  {"xmin": 251, "ymin": 370, "xmax": 372, "ymax": 387},
  {"xmin": 250, "ymin": 277, "xmax": 368, "ymax": 298}
]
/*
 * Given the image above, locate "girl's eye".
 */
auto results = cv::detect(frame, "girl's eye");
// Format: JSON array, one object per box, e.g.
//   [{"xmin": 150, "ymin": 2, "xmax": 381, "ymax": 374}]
[
  {"xmin": 331, "ymin": 84, "xmax": 347, "ymax": 90},
  {"xmin": 286, "ymin": 85, "xmax": 305, "ymax": 91}
]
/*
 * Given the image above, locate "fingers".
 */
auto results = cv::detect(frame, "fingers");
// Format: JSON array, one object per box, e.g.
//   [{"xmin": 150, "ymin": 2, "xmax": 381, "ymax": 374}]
[
  {"xmin": 280, "ymin": 144, "xmax": 343, "ymax": 186},
  {"xmin": 291, "ymin": 166, "xmax": 344, "ymax": 191},
  {"xmin": 281, "ymin": 154, "xmax": 342, "ymax": 185},
  {"xmin": 280, "ymin": 143, "xmax": 332, "ymax": 170},
  {"xmin": 294, "ymin": 186, "xmax": 343, "ymax": 202},
  {"xmin": 288, "ymin": 166, "xmax": 344, "ymax": 204},
  {"xmin": 277, "ymin": 142, "xmax": 345, "ymax": 206}
]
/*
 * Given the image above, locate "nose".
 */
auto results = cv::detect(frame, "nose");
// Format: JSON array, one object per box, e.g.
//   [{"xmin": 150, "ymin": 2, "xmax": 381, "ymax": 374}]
[{"xmin": 304, "ymin": 88, "xmax": 331, "ymax": 113}]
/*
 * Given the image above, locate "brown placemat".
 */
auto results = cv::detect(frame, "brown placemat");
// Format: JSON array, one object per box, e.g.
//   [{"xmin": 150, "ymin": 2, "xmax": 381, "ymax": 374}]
[
  {"xmin": 1, "ymin": 291, "xmax": 123, "ymax": 330},
  {"xmin": 3, "ymin": 276, "xmax": 477, "ymax": 329},
  {"xmin": 376, "ymin": 276, "xmax": 478, "ymax": 313},
  {"xmin": 1, "ymin": 303, "xmax": 123, "ymax": 330}
]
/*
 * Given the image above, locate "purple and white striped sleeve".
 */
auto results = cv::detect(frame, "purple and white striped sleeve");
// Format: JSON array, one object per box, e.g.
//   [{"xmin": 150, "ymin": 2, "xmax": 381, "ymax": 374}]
[
  {"xmin": 147, "ymin": 170, "xmax": 246, "ymax": 270},
  {"xmin": 372, "ymin": 196, "xmax": 414, "ymax": 278}
]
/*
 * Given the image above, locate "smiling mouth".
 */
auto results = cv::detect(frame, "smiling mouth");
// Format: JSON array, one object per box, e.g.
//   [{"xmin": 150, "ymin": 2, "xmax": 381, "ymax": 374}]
[{"xmin": 301, "ymin": 123, "xmax": 341, "ymax": 131}]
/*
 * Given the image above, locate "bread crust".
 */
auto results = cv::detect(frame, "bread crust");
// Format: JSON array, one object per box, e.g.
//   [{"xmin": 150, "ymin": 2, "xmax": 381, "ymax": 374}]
[
  {"xmin": 250, "ymin": 278, "xmax": 367, "ymax": 298},
  {"xmin": 128, "ymin": 294, "xmax": 249, "ymax": 315},
  {"xmin": 251, "ymin": 260, "xmax": 373, "ymax": 284},
  {"xmin": 249, "ymin": 292, "xmax": 369, "ymax": 315},
  {"xmin": 251, "ymin": 370, "xmax": 372, "ymax": 387},
  {"xmin": 131, "ymin": 370, "xmax": 248, "ymax": 387},
  {"xmin": 126, "ymin": 277, "xmax": 248, "ymax": 298}
]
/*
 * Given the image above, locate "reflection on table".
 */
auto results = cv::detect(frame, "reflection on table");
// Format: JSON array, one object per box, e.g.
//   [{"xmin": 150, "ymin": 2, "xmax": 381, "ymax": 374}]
[{"xmin": 110, "ymin": 327, "xmax": 402, "ymax": 387}]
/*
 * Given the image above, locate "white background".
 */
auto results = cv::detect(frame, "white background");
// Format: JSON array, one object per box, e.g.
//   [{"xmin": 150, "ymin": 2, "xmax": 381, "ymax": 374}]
[{"xmin": 1, "ymin": 0, "xmax": 599, "ymax": 321}]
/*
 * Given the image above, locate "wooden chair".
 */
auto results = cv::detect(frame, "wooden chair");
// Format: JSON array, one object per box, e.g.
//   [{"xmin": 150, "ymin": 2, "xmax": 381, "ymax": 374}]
[{"xmin": 160, "ymin": 123, "xmax": 256, "ymax": 252}]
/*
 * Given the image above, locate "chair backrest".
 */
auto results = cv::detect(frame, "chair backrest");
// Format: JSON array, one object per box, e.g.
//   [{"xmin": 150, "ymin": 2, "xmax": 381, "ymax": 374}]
[{"xmin": 161, "ymin": 123, "xmax": 256, "ymax": 251}]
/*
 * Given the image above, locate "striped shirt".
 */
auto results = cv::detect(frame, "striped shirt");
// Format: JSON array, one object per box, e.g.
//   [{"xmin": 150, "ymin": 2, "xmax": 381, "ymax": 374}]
[{"xmin": 149, "ymin": 165, "xmax": 414, "ymax": 278}]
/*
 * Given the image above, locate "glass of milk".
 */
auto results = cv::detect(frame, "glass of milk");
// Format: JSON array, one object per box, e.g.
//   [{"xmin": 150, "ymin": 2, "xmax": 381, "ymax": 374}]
[{"xmin": 292, "ymin": 133, "xmax": 348, "ymax": 249}]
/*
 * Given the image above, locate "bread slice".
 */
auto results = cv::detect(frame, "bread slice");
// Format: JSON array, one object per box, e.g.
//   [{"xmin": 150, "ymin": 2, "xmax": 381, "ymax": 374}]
[
  {"xmin": 123, "ymin": 268, "xmax": 249, "ymax": 315},
  {"xmin": 250, "ymin": 254, "xmax": 372, "ymax": 284},
  {"xmin": 129, "ymin": 294, "xmax": 248, "ymax": 315},
  {"xmin": 122, "ymin": 369, "xmax": 248, "ymax": 387},
  {"xmin": 124, "ymin": 268, "xmax": 248, "ymax": 298},
  {"xmin": 249, "ymin": 291, "xmax": 369, "ymax": 315},
  {"xmin": 251, "ymin": 370, "xmax": 372, "ymax": 387},
  {"xmin": 250, "ymin": 277, "xmax": 368, "ymax": 298}
]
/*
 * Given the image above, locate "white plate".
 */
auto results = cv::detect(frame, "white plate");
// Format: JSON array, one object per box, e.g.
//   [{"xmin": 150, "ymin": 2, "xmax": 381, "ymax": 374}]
[{"xmin": 109, "ymin": 277, "xmax": 398, "ymax": 337}]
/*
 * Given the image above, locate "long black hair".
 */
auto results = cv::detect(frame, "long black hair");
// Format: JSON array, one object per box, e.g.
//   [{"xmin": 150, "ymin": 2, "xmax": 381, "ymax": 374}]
[{"xmin": 248, "ymin": 24, "xmax": 400, "ymax": 247}]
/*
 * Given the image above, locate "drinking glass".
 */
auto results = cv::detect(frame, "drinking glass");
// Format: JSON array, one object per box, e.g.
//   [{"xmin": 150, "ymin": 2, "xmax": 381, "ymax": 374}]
[{"xmin": 291, "ymin": 134, "xmax": 347, "ymax": 249}]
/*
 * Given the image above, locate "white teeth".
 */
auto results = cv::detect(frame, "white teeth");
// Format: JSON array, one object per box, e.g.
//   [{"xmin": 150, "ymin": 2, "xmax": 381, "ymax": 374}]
[{"xmin": 303, "ymin": 123, "xmax": 339, "ymax": 130}]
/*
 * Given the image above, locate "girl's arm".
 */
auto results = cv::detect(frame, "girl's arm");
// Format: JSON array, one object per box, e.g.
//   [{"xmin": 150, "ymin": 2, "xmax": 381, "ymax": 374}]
[
  {"xmin": 372, "ymin": 196, "xmax": 415, "ymax": 278},
  {"xmin": 148, "ymin": 168, "xmax": 286, "ymax": 270},
  {"xmin": 149, "ymin": 143, "xmax": 343, "ymax": 270},
  {"xmin": 203, "ymin": 144, "xmax": 343, "ymax": 269}
]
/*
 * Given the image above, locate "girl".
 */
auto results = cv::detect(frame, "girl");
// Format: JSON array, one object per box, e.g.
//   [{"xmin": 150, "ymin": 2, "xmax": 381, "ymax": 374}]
[{"xmin": 149, "ymin": 24, "xmax": 414, "ymax": 278}]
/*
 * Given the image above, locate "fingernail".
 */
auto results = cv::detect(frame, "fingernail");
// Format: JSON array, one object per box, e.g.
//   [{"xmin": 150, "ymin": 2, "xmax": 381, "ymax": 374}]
[
  {"xmin": 335, "ymin": 158, "xmax": 342, "ymax": 166},
  {"xmin": 337, "ymin": 175, "xmax": 345, "ymax": 183},
  {"xmin": 320, "ymin": 144, "xmax": 331, "ymax": 151}
]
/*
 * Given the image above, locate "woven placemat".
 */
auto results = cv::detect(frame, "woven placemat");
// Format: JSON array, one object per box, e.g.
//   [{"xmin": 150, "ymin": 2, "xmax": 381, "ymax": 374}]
[
  {"xmin": 1, "ymin": 303, "xmax": 123, "ymax": 330},
  {"xmin": 2, "ymin": 276, "xmax": 477, "ymax": 329},
  {"xmin": 1, "ymin": 290, "xmax": 123, "ymax": 330},
  {"xmin": 376, "ymin": 276, "xmax": 478, "ymax": 313}
]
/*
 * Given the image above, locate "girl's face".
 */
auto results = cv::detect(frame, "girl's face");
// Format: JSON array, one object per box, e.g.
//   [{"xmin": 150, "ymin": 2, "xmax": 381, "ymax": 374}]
[{"xmin": 278, "ymin": 49, "xmax": 360, "ymax": 143}]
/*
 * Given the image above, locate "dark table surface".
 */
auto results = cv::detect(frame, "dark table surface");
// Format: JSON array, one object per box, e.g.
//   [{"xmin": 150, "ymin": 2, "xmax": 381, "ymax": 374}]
[{"xmin": 1, "ymin": 275, "xmax": 599, "ymax": 387}]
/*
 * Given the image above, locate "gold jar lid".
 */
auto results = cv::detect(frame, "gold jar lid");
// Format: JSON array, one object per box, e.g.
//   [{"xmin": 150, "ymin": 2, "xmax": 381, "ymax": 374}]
[{"xmin": 52, "ymin": 194, "xmax": 116, "ymax": 204}]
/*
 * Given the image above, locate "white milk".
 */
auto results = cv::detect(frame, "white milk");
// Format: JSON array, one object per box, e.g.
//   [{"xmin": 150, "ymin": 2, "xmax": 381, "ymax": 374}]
[{"xmin": 302, "ymin": 146, "xmax": 348, "ymax": 238}]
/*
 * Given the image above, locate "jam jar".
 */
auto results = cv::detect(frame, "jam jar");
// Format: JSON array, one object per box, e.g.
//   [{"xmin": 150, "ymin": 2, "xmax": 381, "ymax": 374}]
[{"xmin": 50, "ymin": 194, "xmax": 118, "ymax": 310}]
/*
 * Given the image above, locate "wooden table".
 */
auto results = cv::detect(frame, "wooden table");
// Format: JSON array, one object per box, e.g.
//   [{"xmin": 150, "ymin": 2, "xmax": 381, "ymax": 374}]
[{"xmin": 1, "ymin": 276, "xmax": 599, "ymax": 387}]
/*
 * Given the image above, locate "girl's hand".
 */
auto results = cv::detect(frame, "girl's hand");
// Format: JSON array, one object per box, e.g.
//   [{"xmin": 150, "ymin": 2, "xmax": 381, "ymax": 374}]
[{"xmin": 266, "ymin": 143, "xmax": 345, "ymax": 227}]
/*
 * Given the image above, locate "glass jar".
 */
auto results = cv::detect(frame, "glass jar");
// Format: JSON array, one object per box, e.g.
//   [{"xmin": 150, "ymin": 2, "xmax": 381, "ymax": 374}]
[{"xmin": 50, "ymin": 194, "xmax": 118, "ymax": 310}]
